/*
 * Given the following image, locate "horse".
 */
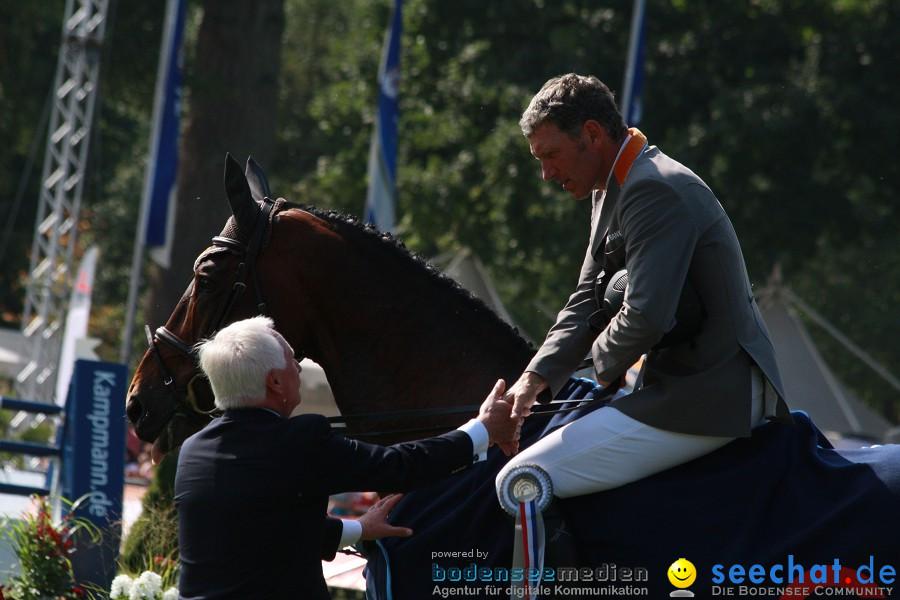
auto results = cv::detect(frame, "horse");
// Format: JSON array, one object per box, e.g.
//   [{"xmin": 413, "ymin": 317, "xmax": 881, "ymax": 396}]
[
  {"xmin": 127, "ymin": 156, "xmax": 900, "ymax": 598},
  {"xmin": 126, "ymin": 155, "xmax": 534, "ymax": 455}
]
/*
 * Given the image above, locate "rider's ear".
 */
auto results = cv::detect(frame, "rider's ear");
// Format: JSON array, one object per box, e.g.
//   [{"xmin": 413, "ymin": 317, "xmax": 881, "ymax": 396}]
[{"xmin": 583, "ymin": 120, "xmax": 605, "ymax": 146}]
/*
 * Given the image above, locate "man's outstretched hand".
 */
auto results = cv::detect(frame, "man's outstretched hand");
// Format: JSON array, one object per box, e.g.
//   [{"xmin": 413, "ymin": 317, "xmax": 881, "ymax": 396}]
[
  {"xmin": 476, "ymin": 379, "xmax": 519, "ymax": 454},
  {"xmin": 358, "ymin": 494, "xmax": 412, "ymax": 540},
  {"xmin": 495, "ymin": 371, "xmax": 548, "ymax": 456}
]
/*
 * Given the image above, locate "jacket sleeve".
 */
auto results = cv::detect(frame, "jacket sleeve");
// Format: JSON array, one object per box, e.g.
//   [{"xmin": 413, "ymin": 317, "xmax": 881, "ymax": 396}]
[
  {"xmin": 320, "ymin": 516, "xmax": 343, "ymax": 561},
  {"xmin": 297, "ymin": 415, "xmax": 476, "ymax": 496},
  {"xmin": 525, "ymin": 239, "xmax": 603, "ymax": 396}
]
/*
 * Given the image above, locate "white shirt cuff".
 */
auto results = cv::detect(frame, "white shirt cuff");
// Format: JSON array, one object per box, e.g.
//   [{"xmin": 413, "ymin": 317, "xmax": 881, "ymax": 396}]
[
  {"xmin": 458, "ymin": 418, "xmax": 489, "ymax": 463},
  {"xmin": 338, "ymin": 518, "xmax": 362, "ymax": 549}
]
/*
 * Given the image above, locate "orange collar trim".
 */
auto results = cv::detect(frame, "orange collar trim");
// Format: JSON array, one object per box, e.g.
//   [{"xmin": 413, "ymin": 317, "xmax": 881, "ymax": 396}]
[{"xmin": 612, "ymin": 128, "xmax": 648, "ymax": 187}]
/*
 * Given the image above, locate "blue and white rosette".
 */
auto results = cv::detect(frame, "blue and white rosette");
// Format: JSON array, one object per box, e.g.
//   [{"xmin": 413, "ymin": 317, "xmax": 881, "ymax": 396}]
[{"xmin": 498, "ymin": 465, "xmax": 553, "ymax": 600}]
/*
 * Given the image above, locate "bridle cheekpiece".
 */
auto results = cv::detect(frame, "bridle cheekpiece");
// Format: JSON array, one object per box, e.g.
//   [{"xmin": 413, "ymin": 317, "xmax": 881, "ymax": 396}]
[{"xmin": 145, "ymin": 196, "xmax": 284, "ymax": 419}]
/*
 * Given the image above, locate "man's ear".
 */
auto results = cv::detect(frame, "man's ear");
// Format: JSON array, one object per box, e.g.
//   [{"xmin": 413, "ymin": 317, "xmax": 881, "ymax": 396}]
[
  {"xmin": 583, "ymin": 119, "xmax": 605, "ymax": 146},
  {"xmin": 265, "ymin": 369, "xmax": 281, "ymax": 395}
]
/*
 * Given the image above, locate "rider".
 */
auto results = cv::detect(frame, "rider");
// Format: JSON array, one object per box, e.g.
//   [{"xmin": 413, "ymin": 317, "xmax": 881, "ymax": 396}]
[{"xmin": 497, "ymin": 73, "xmax": 792, "ymax": 515}]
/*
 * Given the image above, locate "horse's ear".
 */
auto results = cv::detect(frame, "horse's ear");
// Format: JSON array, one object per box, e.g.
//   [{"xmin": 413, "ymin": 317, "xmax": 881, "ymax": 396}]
[
  {"xmin": 224, "ymin": 153, "xmax": 257, "ymax": 233},
  {"xmin": 245, "ymin": 156, "xmax": 271, "ymax": 202}
]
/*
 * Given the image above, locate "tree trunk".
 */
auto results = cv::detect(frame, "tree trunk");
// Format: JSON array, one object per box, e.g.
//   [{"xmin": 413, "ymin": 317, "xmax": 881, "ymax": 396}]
[{"xmin": 147, "ymin": 0, "xmax": 285, "ymax": 326}]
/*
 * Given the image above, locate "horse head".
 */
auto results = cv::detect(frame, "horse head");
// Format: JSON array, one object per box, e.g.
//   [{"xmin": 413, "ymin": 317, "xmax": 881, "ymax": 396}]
[{"xmin": 126, "ymin": 154, "xmax": 280, "ymax": 458}]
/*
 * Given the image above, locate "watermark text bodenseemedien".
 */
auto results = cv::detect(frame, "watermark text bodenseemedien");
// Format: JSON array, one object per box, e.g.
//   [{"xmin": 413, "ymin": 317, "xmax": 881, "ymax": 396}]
[{"xmin": 432, "ymin": 562, "xmax": 647, "ymax": 583}]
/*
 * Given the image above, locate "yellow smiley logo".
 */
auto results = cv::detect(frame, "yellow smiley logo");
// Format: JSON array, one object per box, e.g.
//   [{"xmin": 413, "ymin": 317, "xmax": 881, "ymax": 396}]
[{"xmin": 668, "ymin": 558, "xmax": 697, "ymax": 588}]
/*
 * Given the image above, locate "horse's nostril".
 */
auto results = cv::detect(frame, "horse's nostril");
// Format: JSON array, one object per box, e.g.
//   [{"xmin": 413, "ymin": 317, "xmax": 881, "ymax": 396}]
[{"xmin": 126, "ymin": 397, "xmax": 144, "ymax": 426}]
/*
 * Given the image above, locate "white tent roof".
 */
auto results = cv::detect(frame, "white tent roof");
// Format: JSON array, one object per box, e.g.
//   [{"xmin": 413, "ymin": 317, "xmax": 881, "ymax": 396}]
[{"xmin": 757, "ymin": 284, "xmax": 895, "ymax": 442}]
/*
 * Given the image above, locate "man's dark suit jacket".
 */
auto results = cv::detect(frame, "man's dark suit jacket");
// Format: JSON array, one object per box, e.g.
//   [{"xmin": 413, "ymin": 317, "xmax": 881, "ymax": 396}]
[{"xmin": 175, "ymin": 408, "xmax": 476, "ymax": 599}]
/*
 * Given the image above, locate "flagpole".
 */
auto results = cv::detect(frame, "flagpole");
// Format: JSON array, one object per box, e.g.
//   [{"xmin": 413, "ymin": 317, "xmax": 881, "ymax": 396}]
[
  {"xmin": 364, "ymin": 0, "xmax": 402, "ymax": 233},
  {"xmin": 119, "ymin": 0, "xmax": 180, "ymax": 365},
  {"xmin": 620, "ymin": 0, "xmax": 646, "ymax": 126}
]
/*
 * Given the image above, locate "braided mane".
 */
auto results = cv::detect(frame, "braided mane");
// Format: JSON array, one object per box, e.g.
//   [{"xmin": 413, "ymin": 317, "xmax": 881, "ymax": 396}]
[{"xmin": 280, "ymin": 202, "xmax": 530, "ymax": 349}]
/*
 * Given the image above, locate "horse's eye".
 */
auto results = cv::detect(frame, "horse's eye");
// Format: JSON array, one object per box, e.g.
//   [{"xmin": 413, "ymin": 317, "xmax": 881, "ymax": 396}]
[{"xmin": 196, "ymin": 276, "xmax": 216, "ymax": 293}]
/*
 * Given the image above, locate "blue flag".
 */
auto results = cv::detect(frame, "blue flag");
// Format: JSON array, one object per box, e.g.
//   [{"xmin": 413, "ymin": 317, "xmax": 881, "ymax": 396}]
[
  {"xmin": 621, "ymin": 0, "xmax": 646, "ymax": 127},
  {"xmin": 145, "ymin": 0, "xmax": 186, "ymax": 263},
  {"xmin": 365, "ymin": 0, "xmax": 402, "ymax": 232}
]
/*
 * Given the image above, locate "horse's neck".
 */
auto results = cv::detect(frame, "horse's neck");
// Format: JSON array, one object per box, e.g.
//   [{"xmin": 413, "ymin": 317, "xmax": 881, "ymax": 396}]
[
  {"xmin": 313, "ymin": 254, "xmax": 532, "ymax": 422},
  {"xmin": 331, "ymin": 291, "xmax": 531, "ymax": 407},
  {"xmin": 272, "ymin": 209, "xmax": 533, "ymax": 429}
]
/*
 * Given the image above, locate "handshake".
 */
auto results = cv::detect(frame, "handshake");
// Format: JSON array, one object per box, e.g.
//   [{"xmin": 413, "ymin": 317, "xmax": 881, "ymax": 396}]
[
  {"xmin": 358, "ymin": 372, "xmax": 551, "ymax": 542},
  {"xmin": 475, "ymin": 372, "xmax": 549, "ymax": 456}
]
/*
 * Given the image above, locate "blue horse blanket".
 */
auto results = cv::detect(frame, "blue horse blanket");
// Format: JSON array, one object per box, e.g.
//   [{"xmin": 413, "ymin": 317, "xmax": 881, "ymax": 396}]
[{"xmin": 363, "ymin": 379, "xmax": 900, "ymax": 599}]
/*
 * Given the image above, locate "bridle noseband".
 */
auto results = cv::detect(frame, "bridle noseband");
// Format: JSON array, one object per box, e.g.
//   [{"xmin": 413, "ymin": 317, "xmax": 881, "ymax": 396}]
[{"xmin": 145, "ymin": 196, "xmax": 283, "ymax": 419}]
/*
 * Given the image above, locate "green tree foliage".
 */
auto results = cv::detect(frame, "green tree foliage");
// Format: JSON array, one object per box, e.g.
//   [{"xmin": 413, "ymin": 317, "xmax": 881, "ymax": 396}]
[
  {"xmin": 118, "ymin": 452, "xmax": 179, "ymax": 577},
  {"xmin": 0, "ymin": 0, "xmax": 895, "ymax": 419},
  {"xmin": 273, "ymin": 0, "xmax": 897, "ymax": 418},
  {"xmin": 0, "ymin": 0, "xmax": 168, "ymax": 354},
  {"xmin": 146, "ymin": 0, "xmax": 287, "ymax": 325},
  {"xmin": 85, "ymin": 0, "xmax": 172, "ymax": 358},
  {"xmin": 0, "ymin": 0, "xmax": 65, "ymax": 324}
]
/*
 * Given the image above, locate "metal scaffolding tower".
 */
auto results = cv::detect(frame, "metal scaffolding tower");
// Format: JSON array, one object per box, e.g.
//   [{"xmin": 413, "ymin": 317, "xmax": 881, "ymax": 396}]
[{"xmin": 15, "ymin": 0, "xmax": 109, "ymax": 407}]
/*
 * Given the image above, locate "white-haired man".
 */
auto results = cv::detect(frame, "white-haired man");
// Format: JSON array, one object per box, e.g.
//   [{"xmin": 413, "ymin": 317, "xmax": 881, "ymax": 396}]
[{"xmin": 175, "ymin": 316, "xmax": 516, "ymax": 600}]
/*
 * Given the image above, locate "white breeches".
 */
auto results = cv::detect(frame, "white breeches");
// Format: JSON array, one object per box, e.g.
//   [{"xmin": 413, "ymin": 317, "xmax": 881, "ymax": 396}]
[{"xmin": 496, "ymin": 369, "xmax": 766, "ymax": 499}]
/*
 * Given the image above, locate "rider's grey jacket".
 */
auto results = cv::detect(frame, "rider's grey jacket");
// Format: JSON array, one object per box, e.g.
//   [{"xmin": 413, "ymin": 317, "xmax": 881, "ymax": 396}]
[{"xmin": 528, "ymin": 136, "xmax": 792, "ymax": 438}]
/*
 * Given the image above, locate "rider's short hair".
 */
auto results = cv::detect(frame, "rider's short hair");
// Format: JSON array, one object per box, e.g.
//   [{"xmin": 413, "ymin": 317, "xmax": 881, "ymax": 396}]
[
  {"xmin": 197, "ymin": 316, "xmax": 287, "ymax": 410},
  {"xmin": 519, "ymin": 73, "xmax": 628, "ymax": 142}
]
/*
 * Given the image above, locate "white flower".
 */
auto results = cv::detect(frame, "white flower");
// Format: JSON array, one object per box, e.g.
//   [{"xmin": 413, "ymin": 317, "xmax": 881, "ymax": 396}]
[
  {"xmin": 110, "ymin": 574, "xmax": 134, "ymax": 599},
  {"xmin": 110, "ymin": 570, "xmax": 178, "ymax": 600},
  {"xmin": 130, "ymin": 570, "xmax": 164, "ymax": 600}
]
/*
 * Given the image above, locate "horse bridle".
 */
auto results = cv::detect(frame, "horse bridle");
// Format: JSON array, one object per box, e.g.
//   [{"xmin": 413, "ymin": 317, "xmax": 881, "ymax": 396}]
[{"xmin": 145, "ymin": 196, "xmax": 282, "ymax": 419}]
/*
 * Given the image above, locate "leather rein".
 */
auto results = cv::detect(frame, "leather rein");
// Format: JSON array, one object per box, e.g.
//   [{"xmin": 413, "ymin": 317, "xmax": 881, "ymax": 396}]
[{"xmin": 325, "ymin": 381, "xmax": 620, "ymax": 440}]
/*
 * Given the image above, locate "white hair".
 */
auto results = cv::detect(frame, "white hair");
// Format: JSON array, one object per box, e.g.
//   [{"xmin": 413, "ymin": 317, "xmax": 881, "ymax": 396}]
[{"xmin": 196, "ymin": 316, "xmax": 287, "ymax": 410}]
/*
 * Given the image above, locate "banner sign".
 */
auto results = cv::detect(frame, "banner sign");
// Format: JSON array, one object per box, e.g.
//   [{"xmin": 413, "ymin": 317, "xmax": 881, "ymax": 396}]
[{"xmin": 62, "ymin": 359, "xmax": 127, "ymax": 589}]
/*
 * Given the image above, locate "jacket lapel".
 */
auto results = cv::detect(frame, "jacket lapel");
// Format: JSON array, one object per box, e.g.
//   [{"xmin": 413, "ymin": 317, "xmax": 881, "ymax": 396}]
[
  {"xmin": 589, "ymin": 128, "xmax": 648, "ymax": 261},
  {"xmin": 590, "ymin": 186, "xmax": 620, "ymax": 261}
]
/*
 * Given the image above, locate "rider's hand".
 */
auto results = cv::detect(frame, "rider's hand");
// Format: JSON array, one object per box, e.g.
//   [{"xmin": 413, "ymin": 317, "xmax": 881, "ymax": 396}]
[
  {"xmin": 358, "ymin": 494, "xmax": 412, "ymax": 540},
  {"xmin": 597, "ymin": 372, "xmax": 627, "ymax": 390},
  {"xmin": 506, "ymin": 371, "xmax": 548, "ymax": 420},
  {"xmin": 495, "ymin": 371, "xmax": 548, "ymax": 456}
]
